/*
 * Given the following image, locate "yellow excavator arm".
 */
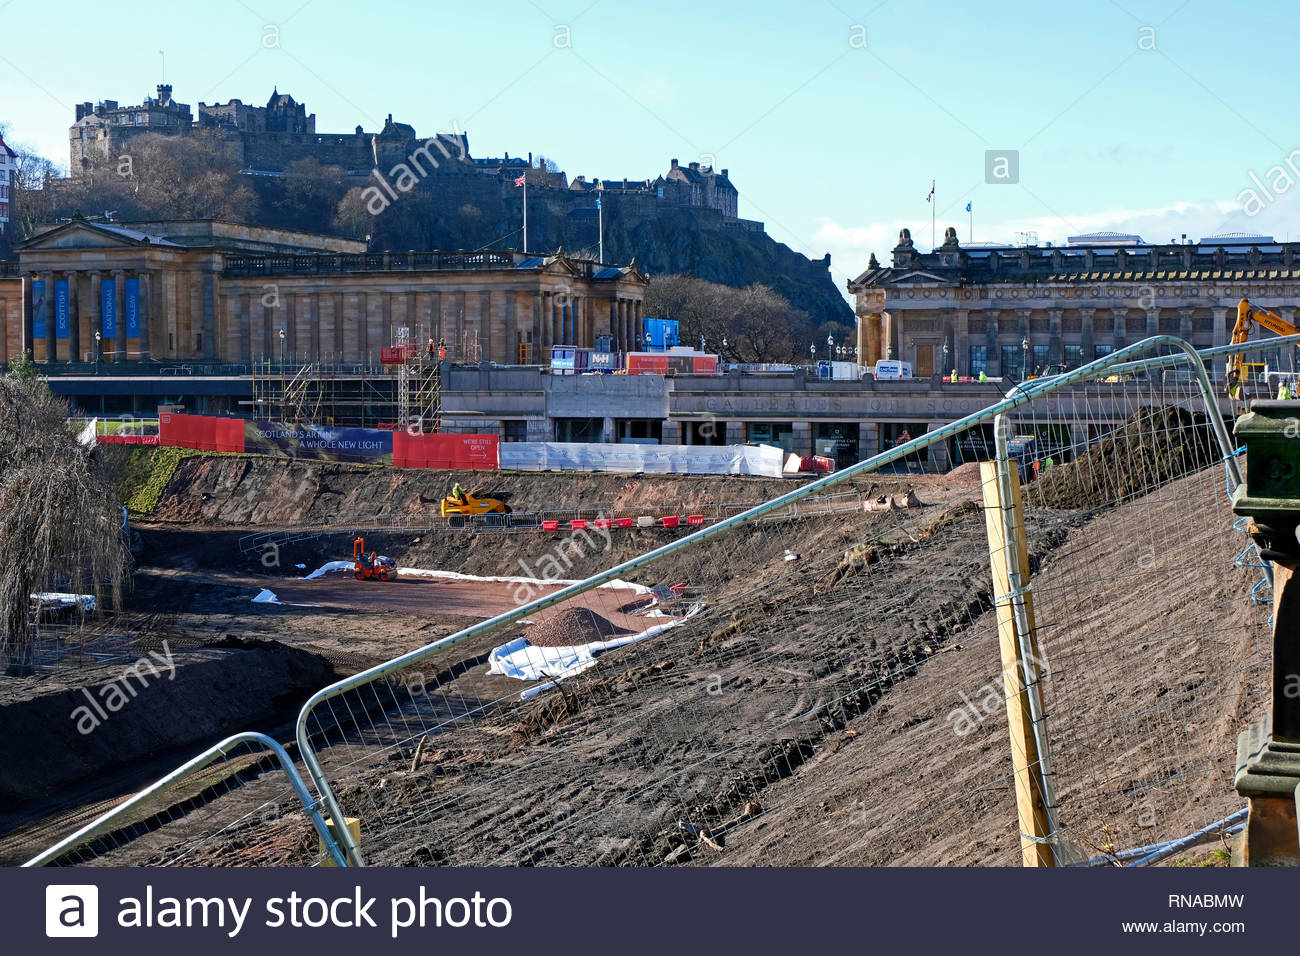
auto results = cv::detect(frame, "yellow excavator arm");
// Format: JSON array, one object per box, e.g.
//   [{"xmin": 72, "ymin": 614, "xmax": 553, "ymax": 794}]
[{"xmin": 1226, "ymin": 297, "xmax": 1300, "ymax": 397}]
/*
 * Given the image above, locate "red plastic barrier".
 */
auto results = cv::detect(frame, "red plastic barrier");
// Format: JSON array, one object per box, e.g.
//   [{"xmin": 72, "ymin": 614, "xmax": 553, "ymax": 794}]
[
  {"xmin": 159, "ymin": 413, "xmax": 245, "ymax": 453},
  {"xmin": 392, "ymin": 433, "xmax": 499, "ymax": 470},
  {"xmin": 660, "ymin": 515, "xmax": 680, "ymax": 528},
  {"xmin": 592, "ymin": 518, "xmax": 611, "ymax": 529},
  {"xmin": 97, "ymin": 434, "xmax": 160, "ymax": 445},
  {"xmin": 614, "ymin": 518, "xmax": 633, "ymax": 529},
  {"xmin": 570, "ymin": 519, "xmax": 588, "ymax": 530},
  {"xmin": 686, "ymin": 515, "xmax": 706, "ymax": 526},
  {"xmin": 541, "ymin": 520, "xmax": 559, "ymax": 531}
]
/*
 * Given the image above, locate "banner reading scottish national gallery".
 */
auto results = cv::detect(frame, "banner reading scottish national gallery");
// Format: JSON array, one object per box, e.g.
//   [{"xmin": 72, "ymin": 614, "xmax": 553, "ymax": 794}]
[
  {"xmin": 124, "ymin": 277, "xmax": 140, "ymax": 338},
  {"xmin": 101, "ymin": 278, "xmax": 117, "ymax": 339},
  {"xmin": 30, "ymin": 280, "xmax": 46, "ymax": 340},
  {"xmin": 54, "ymin": 279, "xmax": 70, "ymax": 339}
]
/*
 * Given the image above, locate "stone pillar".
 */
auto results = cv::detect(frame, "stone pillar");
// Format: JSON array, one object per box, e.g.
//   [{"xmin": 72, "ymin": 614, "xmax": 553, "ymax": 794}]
[
  {"xmin": 1145, "ymin": 308, "xmax": 1159, "ymax": 338},
  {"xmin": 113, "ymin": 270, "xmax": 126, "ymax": 364},
  {"xmin": 138, "ymin": 271, "xmax": 152, "ymax": 361},
  {"xmin": 1113, "ymin": 309, "xmax": 1127, "ymax": 352},
  {"xmin": 1047, "ymin": 308, "xmax": 1063, "ymax": 366},
  {"xmin": 1079, "ymin": 308, "xmax": 1095, "ymax": 363},
  {"xmin": 42, "ymin": 270, "xmax": 54, "ymax": 363},
  {"xmin": 203, "ymin": 275, "xmax": 218, "ymax": 360},
  {"xmin": 1178, "ymin": 307, "xmax": 1193, "ymax": 344},
  {"xmin": 954, "ymin": 309, "xmax": 969, "ymax": 377},
  {"xmin": 20, "ymin": 274, "xmax": 33, "ymax": 359},
  {"xmin": 90, "ymin": 273, "xmax": 102, "ymax": 364},
  {"xmin": 986, "ymin": 312, "xmax": 1000, "ymax": 377},
  {"xmin": 68, "ymin": 272, "xmax": 81, "ymax": 364},
  {"xmin": 792, "ymin": 421, "xmax": 812, "ymax": 456}
]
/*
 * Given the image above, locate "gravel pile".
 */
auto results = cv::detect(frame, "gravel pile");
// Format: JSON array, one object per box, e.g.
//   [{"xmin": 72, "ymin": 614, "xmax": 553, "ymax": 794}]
[{"xmin": 525, "ymin": 607, "xmax": 631, "ymax": 648}]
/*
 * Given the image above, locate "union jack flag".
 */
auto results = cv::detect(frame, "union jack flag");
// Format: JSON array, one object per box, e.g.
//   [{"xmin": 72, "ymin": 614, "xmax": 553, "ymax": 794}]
[
  {"xmin": 925, "ymin": 181, "xmax": 935, "ymax": 202},
  {"xmin": 514, "ymin": 174, "xmax": 526, "ymax": 187}
]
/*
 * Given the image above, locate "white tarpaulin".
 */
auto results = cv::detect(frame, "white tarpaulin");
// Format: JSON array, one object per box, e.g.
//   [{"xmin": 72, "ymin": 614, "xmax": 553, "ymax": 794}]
[
  {"xmin": 487, "ymin": 604, "xmax": 702, "ymax": 698},
  {"xmin": 499, "ymin": 442, "xmax": 785, "ymax": 477}
]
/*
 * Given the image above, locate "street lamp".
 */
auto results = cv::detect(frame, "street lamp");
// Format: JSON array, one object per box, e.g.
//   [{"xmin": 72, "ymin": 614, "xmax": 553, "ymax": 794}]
[
  {"xmin": 826, "ymin": 333, "xmax": 834, "ymax": 361},
  {"xmin": 1021, "ymin": 337, "xmax": 1029, "ymax": 380},
  {"xmin": 809, "ymin": 343, "xmax": 816, "ymax": 365},
  {"xmin": 942, "ymin": 340, "xmax": 951, "ymax": 375},
  {"xmin": 94, "ymin": 330, "xmax": 101, "ymax": 375}
]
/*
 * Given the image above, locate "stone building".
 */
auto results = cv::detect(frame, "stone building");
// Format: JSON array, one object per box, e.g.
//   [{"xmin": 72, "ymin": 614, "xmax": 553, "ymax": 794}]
[
  {"xmin": 0, "ymin": 132, "xmax": 14, "ymax": 237},
  {"xmin": 0, "ymin": 219, "xmax": 647, "ymax": 368},
  {"xmin": 848, "ymin": 226, "xmax": 1300, "ymax": 381}
]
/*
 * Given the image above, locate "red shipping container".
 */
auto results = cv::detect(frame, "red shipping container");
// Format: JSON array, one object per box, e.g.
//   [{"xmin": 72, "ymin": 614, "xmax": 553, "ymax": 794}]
[
  {"xmin": 627, "ymin": 353, "xmax": 670, "ymax": 375},
  {"xmin": 691, "ymin": 357, "xmax": 717, "ymax": 374}
]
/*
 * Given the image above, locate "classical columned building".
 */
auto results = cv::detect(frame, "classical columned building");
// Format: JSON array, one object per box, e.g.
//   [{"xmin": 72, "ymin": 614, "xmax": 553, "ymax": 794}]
[
  {"xmin": 848, "ymin": 227, "xmax": 1300, "ymax": 381},
  {"xmin": 0, "ymin": 219, "xmax": 645, "ymax": 367}
]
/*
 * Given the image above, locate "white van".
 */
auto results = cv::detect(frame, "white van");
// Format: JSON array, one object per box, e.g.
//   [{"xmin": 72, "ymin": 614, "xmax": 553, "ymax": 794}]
[{"xmin": 872, "ymin": 360, "xmax": 913, "ymax": 381}]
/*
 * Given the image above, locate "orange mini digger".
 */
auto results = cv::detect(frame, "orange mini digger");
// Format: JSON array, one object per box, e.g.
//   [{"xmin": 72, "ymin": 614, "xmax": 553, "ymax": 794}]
[{"xmin": 353, "ymin": 537, "xmax": 396, "ymax": 581}]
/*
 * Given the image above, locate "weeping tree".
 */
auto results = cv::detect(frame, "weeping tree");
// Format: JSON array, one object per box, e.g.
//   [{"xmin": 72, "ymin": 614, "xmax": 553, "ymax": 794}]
[{"xmin": 0, "ymin": 365, "xmax": 130, "ymax": 673}]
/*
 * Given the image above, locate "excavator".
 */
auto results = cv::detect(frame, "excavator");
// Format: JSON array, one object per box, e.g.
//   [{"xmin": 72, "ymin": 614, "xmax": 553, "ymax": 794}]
[
  {"xmin": 1226, "ymin": 297, "xmax": 1300, "ymax": 400},
  {"xmin": 439, "ymin": 485, "xmax": 510, "ymax": 521}
]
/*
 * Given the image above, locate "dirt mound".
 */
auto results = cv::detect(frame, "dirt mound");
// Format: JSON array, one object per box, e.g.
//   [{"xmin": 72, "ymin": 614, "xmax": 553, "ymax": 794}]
[
  {"xmin": 1029, "ymin": 405, "xmax": 1221, "ymax": 511},
  {"xmin": 944, "ymin": 461, "xmax": 984, "ymax": 486},
  {"xmin": 526, "ymin": 607, "xmax": 632, "ymax": 648}
]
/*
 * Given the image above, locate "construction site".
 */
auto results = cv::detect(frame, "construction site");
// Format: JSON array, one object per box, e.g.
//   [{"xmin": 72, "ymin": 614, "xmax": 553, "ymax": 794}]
[{"xmin": 3, "ymin": 319, "xmax": 1297, "ymax": 874}]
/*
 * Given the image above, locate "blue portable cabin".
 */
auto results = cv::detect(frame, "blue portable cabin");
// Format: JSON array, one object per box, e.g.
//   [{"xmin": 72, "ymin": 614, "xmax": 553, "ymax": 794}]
[{"xmin": 642, "ymin": 317, "xmax": 679, "ymax": 351}]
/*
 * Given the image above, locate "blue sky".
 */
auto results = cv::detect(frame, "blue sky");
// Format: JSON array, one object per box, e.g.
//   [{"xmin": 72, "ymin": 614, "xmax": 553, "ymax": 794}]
[{"xmin": 4, "ymin": 0, "xmax": 1300, "ymax": 295}]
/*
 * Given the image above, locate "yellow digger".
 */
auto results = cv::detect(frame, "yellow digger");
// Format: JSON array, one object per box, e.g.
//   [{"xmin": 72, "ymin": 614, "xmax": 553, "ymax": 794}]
[
  {"xmin": 440, "ymin": 485, "xmax": 510, "ymax": 519},
  {"xmin": 1226, "ymin": 297, "xmax": 1300, "ymax": 400}
]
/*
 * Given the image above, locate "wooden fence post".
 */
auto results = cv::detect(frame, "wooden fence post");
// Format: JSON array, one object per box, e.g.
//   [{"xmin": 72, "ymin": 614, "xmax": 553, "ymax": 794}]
[{"xmin": 981, "ymin": 461, "xmax": 1055, "ymax": 867}]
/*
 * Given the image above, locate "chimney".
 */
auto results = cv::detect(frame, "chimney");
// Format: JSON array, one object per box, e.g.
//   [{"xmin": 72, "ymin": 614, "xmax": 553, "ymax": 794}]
[
  {"xmin": 671, "ymin": 158, "xmax": 678, "ymax": 168},
  {"xmin": 721, "ymin": 168, "xmax": 728, "ymax": 177},
  {"xmin": 689, "ymin": 161, "xmax": 699, "ymax": 171}
]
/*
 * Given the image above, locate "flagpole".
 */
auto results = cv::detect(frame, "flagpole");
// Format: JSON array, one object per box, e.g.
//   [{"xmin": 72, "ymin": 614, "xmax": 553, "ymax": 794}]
[
  {"xmin": 598, "ymin": 195, "xmax": 604, "ymax": 263},
  {"xmin": 523, "ymin": 176, "xmax": 528, "ymax": 254},
  {"xmin": 969, "ymin": 205, "xmax": 973, "ymax": 243},
  {"xmin": 931, "ymin": 180, "xmax": 936, "ymax": 250}
]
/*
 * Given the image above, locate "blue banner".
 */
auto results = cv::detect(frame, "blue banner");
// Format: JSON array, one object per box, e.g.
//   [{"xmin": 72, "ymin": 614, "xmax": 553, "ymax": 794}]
[
  {"xmin": 101, "ymin": 278, "xmax": 117, "ymax": 340},
  {"xmin": 125, "ymin": 277, "xmax": 140, "ymax": 338},
  {"xmin": 31, "ymin": 280, "xmax": 46, "ymax": 340},
  {"xmin": 249, "ymin": 421, "xmax": 394, "ymax": 462},
  {"xmin": 54, "ymin": 279, "xmax": 70, "ymax": 339}
]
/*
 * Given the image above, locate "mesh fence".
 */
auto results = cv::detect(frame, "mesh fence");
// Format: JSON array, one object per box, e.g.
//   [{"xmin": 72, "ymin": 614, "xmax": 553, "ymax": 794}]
[{"xmin": 24, "ymin": 337, "xmax": 1276, "ymax": 867}]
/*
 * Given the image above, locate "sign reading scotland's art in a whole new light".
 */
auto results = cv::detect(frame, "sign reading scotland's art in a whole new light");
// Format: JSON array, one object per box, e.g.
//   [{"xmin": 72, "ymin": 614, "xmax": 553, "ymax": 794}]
[
  {"xmin": 247, "ymin": 421, "xmax": 395, "ymax": 463},
  {"xmin": 124, "ymin": 277, "xmax": 140, "ymax": 338},
  {"xmin": 54, "ymin": 279, "xmax": 69, "ymax": 339},
  {"xmin": 101, "ymin": 278, "xmax": 117, "ymax": 339},
  {"xmin": 31, "ymin": 280, "xmax": 46, "ymax": 340}
]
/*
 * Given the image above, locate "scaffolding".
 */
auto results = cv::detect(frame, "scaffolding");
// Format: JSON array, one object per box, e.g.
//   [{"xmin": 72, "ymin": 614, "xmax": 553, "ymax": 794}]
[{"xmin": 249, "ymin": 328, "xmax": 445, "ymax": 431}]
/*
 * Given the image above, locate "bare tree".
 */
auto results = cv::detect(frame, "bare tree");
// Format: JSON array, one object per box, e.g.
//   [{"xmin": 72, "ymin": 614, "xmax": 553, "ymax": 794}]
[
  {"xmin": 0, "ymin": 372, "xmax": 130, "ymax": 672},
  {"xmin": 644, "ymin": 275, "xmax": 804, "ymax": 361}
]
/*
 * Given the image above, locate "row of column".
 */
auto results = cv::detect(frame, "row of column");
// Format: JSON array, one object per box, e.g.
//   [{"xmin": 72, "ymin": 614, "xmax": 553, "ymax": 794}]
[
  {"xmin": 21, "ymin": 270, "xmax": 152, "ymax": 363},
  {"xmin": 923, "ymin": 306, "xmax": 1238, "ymax": 378},
  {"xmin": 609, "ymin": 297, "xmax": 642, "ymax": 351}
]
